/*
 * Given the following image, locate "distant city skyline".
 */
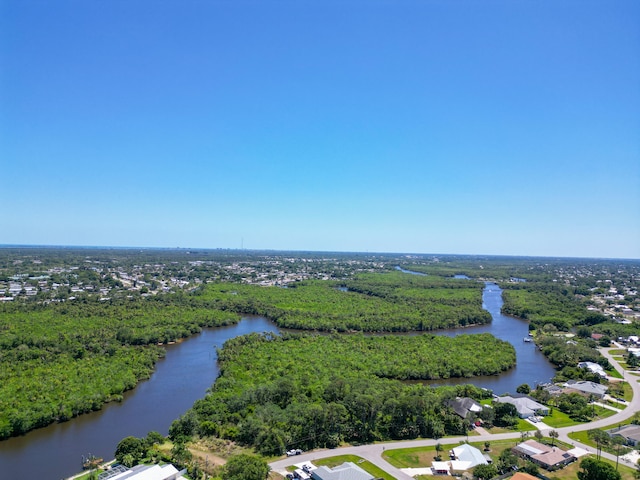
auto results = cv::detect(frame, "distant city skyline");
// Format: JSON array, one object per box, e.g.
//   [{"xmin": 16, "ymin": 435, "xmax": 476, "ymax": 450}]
[{"xmin": 1, "ymin": 0, "xmax": 639, "ymax": 259}]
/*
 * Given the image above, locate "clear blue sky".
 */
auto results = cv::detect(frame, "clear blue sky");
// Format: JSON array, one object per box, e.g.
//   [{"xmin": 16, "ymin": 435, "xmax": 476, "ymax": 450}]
[{"xmin": 1, "ymin": 0, "xmax": 639, "ymax": 258}]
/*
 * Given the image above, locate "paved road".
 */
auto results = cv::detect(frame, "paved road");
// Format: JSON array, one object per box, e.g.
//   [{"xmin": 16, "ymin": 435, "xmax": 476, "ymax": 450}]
[{"xmin": 270, "ymin": 347, "xmax": 640, "ymax": 478}]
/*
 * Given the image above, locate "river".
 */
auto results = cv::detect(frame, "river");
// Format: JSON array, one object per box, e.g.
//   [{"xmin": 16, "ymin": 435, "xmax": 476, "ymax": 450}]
[
  {"xmin": 0, "ymin": 316, "xmax": 279, "ymax": 480},
  {"xmin": 425, "ymin": 282, "xmax": 557, "ymax": 394},
  {"xmin": 0, "ymin": 283, "xmax": 556, "ymax": 479}
]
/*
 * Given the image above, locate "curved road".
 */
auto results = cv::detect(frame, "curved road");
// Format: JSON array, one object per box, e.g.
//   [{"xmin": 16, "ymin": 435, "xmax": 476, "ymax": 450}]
[{"xmin": 270, "ymin": 347, "xmax": 640, "ymax": 478}]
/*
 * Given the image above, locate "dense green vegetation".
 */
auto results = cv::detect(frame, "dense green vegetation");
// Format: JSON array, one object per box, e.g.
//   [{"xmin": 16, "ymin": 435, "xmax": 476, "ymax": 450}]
[
  {"xmin": 196, "ymin": 272, "xmax": 490, "ymax": 332},
  {"xmin": 501, "ymin": 285, "xmax": 602, "ymax": 331},
  {"xmin": 0, "ymin": 297, "xmax": 239, "ymax": 439},
  {"xmin": 168, "ymin": 332, "xmax": 514, "ymax": 455}
]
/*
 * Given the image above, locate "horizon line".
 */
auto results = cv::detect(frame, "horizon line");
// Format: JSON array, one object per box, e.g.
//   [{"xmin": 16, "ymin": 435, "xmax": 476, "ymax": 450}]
[{"xmin": 0, "ymin": 243, "xmax": 638, "ymax": 262}]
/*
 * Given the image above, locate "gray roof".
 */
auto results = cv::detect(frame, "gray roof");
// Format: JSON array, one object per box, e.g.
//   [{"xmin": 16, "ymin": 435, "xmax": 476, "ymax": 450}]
[
  {"xmin": 563, "ymin": 380, "xmax": 608, "ymax": 396},
  {"xmin": 311, "ymin": 462, "xmax": 373, "ymax": 480},
  {"xmin": 494, "ymin": 396, "xmax": 548, "ymax": 417},
  {"xmin": 447, "ymin": 397, "xmax": 482, "ymax": 418},
  {"xmin": 608, "ymin": 425, "xmax": 640, "ymax": 442}
]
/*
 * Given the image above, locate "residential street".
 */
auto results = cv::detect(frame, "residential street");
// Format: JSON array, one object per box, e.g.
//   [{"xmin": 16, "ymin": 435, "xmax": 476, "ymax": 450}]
[{"xmin": 270, "ymin": 347, "xmax": 640, "ymax": 478}]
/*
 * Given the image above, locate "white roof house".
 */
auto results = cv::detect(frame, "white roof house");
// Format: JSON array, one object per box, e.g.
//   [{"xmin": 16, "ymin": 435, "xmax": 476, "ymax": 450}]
[
  {"xmin": 577, "ymin": 362, "xmax": 606, "ymax": 377},
  {"xmin": 311, "ymin": 462, "xmax": 373, "ymax": 480},
  {"xmin": 101, "ymin": 464, "xmax": 186, "ymax": 480},
  {"xmin": 450, "ymin": 444, "xmax": 488, "ymax": 471},
  {"xmin": 494, "ymin": 396, "xmax": 549, "ymax": 418}
]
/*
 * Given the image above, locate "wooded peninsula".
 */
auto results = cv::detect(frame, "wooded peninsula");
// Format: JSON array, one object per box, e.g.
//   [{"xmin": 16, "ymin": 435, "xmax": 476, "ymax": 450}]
[{"xmin": 1, "ymin": 247, "xmax": 638, "ymax": 478}]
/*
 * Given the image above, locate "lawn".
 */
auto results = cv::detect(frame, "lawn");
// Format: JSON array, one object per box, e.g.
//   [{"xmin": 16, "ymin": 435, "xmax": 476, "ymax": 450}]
[
  {"xmin": 384, "ymin": 439, "xmax": 522, "ymax": 469},
  {"xmin": 544, "ymin": 456, "xmax": 637, "ymax": 480},
  {"xmin": 383, "ymin": 445, "xmax": 438, "ymax": 468},
  {"xmin": 313, "ymin": 454, "xmax": 395, "ymax": 480},
  {"xmin": 381, "ymin": 438, "xmax": 636, "ymax": 479},
  {"xmin": 610, "ymin": 349, "xmax": 628, "ymax": 356},
  {"xmin": 608, "ymin": 368, "xmax": 624, "ymax": 379},
  {"xmin": 487, "ymin": 419, "xmax": 536, "ymax": 434},
  {"xmin": 542, "ymin": 409, "xmax": 579, "ymax": 428}
]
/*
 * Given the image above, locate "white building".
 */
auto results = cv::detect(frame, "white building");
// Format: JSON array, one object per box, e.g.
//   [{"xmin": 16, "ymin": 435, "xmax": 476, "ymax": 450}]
[
  {"xmin": 450, "ymin": 443, "xmax": 489, "ymax": 470},
  {"xmin": 577, "ymin": 361, "xmax": 606, "ymax": 377},
  {"xmin": 99, "ymin": 464, "xmax": 186, "ymax": 480}
]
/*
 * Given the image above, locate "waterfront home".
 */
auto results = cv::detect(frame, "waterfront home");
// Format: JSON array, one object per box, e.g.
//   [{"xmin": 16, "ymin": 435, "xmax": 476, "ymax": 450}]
[
  {"xmin": 311, "ymin": 462, "xmax": 373, "ymax": 480},
  {"xmin": 577, "ymin": 361, "xmax": 607, "ymax": 377},
  {"xmin": 494, "ymin": 395, "xmax": 549, "ymax": 418},
  {"xmin": 98, "ymin": 463, "xmax": 186, "ymax": 480},
  {"xmin": 512, "ymin": 440, "xmax": 576, "ymax": 471},
  {"xmin": 562, "ymin": 380, "xmax": 608, "ymax": 399}
]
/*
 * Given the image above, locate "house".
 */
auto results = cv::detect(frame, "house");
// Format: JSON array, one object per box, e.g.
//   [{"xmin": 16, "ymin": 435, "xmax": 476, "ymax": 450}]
[
  {"xmin": 562, "ymin": 380, "xmax": 608, "ymax": 399},
  {"xmin": 98, "ymin": 464, "xmax": 186, "ymax": 480},
  {"xmin": 311, "ymin": 462, "xmax": 373, "ymax": 480},
  {"xmin": 430, "ymin": 461, "xmax": 451, "ymax": 475},
  {"xmin": 446, "ymin": 397, "xmax": 483, "ymax": 419},
  {"xmin": 511, "ymin": 473, "xmax": 540, "ymax": 480},
  {"xmin": 577, "ymin": 361, "xmax": 607, "ymax": 377},
  {"xmin": 449, "ymin": 443, "xmax": 488, "ymax": 471},
  {"xmin": 512, "ymin": 440, "xmax": 576, "ymax": 471},
  {"xmin": 494, "ymin": 395, "xmax": 549, "ymax": 418},
  {"xmin": 428, "ymin": 444, "xmax": 489, "ymax": 475},
  {"xmin": 540, "ymin": 383, "xmax": 564, "ymax": 396},
  {"xmin": 607, "ymin": 425, "xmax": 640, "ymax": 446}
]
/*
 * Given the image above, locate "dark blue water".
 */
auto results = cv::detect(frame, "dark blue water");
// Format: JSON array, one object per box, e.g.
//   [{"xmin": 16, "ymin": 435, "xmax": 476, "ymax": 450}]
[
  {"xmin": 426, "ymin": 282, "xmax": 557, "ymax": 394},
  {"xmin": 0, "ymin": 283, "xmax": 556, "ymax": 478},
  {"xmin": 0, "ymin": 316, "xmax": 279, "ymax": 480}
]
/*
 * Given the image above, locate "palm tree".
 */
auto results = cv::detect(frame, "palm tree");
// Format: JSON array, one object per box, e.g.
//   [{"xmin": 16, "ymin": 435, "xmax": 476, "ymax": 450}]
[
  {"xmin": 549, "ymin": 430, "xmax": 559, "ymax": 447},
  {"xmin": 435, "ymin": 442, "xmax": 443, "ymax": 461},
  {"xmin": 612, "ymin": 436, "xmax": 626, "ymax": 471},
  {"xmin": 588, "ymin": 429, "xmax": 610, "ymax": 460}
]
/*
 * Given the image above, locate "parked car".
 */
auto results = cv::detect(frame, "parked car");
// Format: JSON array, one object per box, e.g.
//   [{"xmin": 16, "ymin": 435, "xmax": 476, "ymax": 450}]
[{"xmin": 286, "ymin": 449, "xmax": 303, "ymax": 456}]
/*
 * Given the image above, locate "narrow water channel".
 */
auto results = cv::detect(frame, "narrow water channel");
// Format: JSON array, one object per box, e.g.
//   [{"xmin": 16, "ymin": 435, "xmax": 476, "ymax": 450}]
[
  {"xmin": 0, "ymin": 282, "xmax": 557, "ymax": 479},
  {"xmin": 426, "ymin": 282, "xmax": 557, "ymax": 394},
  {"xmin": 0, "ymin": 316, "xmax": 279, "ymax": 480}
]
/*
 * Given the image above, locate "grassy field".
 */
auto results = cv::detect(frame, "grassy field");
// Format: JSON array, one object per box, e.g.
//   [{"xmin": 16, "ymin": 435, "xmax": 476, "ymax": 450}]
[
  {"xmin": 610, "ymin": 349, "xmax": 628, "ymax": 356},
  {"xmin": 313, "ymin": 454, "xmax": 395, "ymax": 480},
  {"xmin": 609, "ymin": 368, "xmax": 624, "ymax": 379},
  {"xmin": 541, "ymin": 409, "xmax": 579, "ymax": 428},
  {"xmin": 383, "ymin": 445, "xmax": 438, "ymax": 468},
  {"xmin": 487, "ymin": 419, "xmax": 537, "ymax": 434},
  {"xmin": 544, "ymin": 456, "xmax": 637, "ymax": 480}
]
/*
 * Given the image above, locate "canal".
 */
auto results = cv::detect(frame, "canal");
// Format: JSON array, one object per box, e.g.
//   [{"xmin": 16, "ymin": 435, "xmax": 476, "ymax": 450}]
[
  {"xmin": 0, "ymin": 316, "xmax": 279, "ymax": 479},
  {"xmin": 0, "ymin": 282, "xmax": 556, "ymax": 478}
]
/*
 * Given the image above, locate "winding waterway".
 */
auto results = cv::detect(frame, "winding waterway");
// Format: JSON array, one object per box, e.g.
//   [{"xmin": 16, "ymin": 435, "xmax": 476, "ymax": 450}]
[
  {"xmin": 425, "ymin": 282, "xmax": 557, "ymax": 394},
  {"xmin": 0, "ymin": 316, "xmax": 279, "ymax": 480},
  {"xmin": 0, "ymin": 282, "xmax": 556, "ymax": 479}
]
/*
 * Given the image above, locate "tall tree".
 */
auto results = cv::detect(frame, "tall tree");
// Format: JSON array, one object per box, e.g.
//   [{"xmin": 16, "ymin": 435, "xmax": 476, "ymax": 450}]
[
  {"xmin": 578, "ymin": 457, "xmax": 621, "ymax": 480},
  {"xmin": 588, "ymin": 429, "xmax": 610, "ymax": 460},
  {"xmin": 222, "ymin": 454, "xmax": 270, "ymax": 480}
]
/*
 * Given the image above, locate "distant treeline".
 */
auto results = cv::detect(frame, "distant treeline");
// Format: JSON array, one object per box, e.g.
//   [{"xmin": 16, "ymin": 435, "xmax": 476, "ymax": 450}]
[
  {"xmin": 500, "ymin": 284, "xmax": 606, "ymax": 331},
  {"xmin": 169, "ymin": 332, "xmax": 514, "ymax": 454},
  {"xmin": 195, "ymin": 272, "xmax": 491, "ymax": 332}
]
